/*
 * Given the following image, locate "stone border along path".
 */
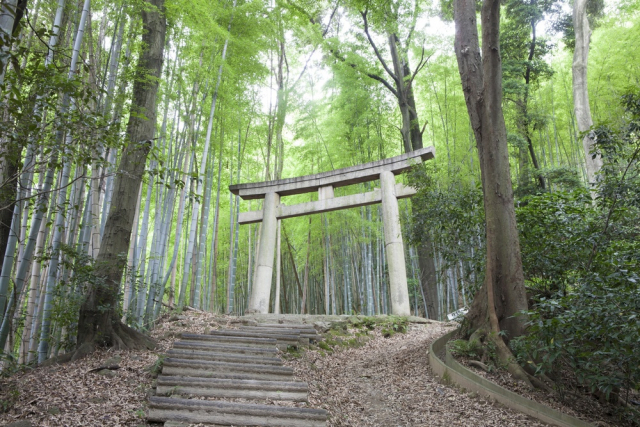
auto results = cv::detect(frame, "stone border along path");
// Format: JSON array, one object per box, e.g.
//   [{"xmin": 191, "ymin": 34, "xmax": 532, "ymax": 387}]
[
  {"xmin": 147, "ymin": 323, "xmax": 329, "ymax": 426},
  {"xmin": 429, "ymin": 330, "xmax": 594, "ymax": 427}
]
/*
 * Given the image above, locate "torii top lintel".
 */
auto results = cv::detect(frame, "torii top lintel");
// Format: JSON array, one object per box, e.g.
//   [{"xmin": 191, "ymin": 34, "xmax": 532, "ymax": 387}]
[{"xmin": 229, "ymin": 147, "xmax": 435, "ymax": 200}]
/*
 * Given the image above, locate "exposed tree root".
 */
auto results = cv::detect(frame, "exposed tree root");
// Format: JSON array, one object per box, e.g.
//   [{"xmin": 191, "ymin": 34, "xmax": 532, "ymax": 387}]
[
  {"xmin": 42, "ymin": 321, "xmax": 156, "ymax": 366},
  {"xmin": 468, "ymin": 360, "xmax": 492, "ymax": 372},
  {"xmin": 486, "ymin": 332, "xmax": 533, "ymax": 388},
  {"xmin": 468, "ymin": 326, "xmax": 533, "ymax": 388}
]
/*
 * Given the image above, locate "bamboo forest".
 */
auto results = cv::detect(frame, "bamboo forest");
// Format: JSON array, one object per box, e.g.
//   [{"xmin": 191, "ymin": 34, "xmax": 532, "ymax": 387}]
[{"xmin": 0, "ymin": 0, "xmax": 639, "ymax": 424}]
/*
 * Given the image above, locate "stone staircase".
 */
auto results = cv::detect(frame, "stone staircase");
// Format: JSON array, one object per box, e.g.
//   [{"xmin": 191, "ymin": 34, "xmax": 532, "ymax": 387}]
[{"xmin": 147, "ymin": 323, "xmax": 328, "ymax": 427}]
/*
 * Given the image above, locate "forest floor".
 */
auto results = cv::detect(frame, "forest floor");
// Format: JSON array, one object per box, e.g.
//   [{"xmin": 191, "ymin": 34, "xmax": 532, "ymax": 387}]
[
  {"xmin": 456, "ymin": 354, "xmax": 637, "ymax": 427},
  {"xmin": 0, "ymin": 310, "xmax": 624, "ymax": 427},
  {"xmin": 284, "ymin": 322, "xmax": 548, "ymax": 427}
]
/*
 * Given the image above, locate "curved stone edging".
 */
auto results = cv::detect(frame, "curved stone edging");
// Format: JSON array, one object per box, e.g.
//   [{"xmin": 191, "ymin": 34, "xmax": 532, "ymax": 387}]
[{"xmin": 428, "ymin": 330, "xmax": 594, "ymax": 427}]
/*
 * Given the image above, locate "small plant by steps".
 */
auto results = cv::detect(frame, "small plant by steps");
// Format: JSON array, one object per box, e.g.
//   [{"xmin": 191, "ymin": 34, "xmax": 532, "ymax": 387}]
[{"xmin": 308, "ymin": 316, "xmax": 410, "ymax": 356}]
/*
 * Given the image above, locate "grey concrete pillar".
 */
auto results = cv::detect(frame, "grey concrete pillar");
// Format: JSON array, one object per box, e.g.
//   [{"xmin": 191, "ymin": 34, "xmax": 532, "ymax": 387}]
[
  {"xmin": 274, "ymin": 219, "xmax": 282, "ymax": 314},
  {"xmin": 318, "ymin": 185, "xmax": 334, "ymax": 200},
  {"xmin": 380, "ymin": 171, "xmax": 411, "ymax": 316},
  {"xmin": 248, "ymin": 192, "xmax": 280, "ymax": 313}
]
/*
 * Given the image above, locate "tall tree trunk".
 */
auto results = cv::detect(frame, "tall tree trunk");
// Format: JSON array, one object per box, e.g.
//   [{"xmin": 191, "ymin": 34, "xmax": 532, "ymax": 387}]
[
  {"xmin": 453, "ymin": 0, "xmax": 532, "ymax": 386},
  {"xmin": 209, "ymin": 128, "xmax": 225, "ymax": 312},
  {"xmin": 454, "ymin": 0, "xmax": 528, "ymax": 340},
  {"xmin": 418, "ymin": 242, "xmax": 438, "ymax": 319},
  {"xmin": 573, "ymin": 0, "xmax": 601, "ymax": 189},
  {"xmin": 521, "ymin": 22, "xmax": 546, "ymax": 190},
  {"xmin": 388, "ymin": 33, "xmax": 423, "ymax": 152},
  {"xmin": 75, "ymin": 0, "xmax": 166, "ymax": 357},
  {"xmin": 453, "ymin": 0, "xmax": 533, "ymax": 383}
]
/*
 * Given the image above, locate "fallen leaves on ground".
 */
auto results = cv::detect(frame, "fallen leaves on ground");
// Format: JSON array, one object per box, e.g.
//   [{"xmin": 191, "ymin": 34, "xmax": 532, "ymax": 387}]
[
  {"xmin": 458, "ymin": 356, "xmax": 637, "ymax": 427},
  {"xmin": 0, "ymin": 309, "xmax": 226, "ymax": 427},
  {"xmin": 285, "ymin": 322, "xmax": 550, "ymax": 427},
  {"xmin": 0, "ymin": 313, "xmax": 593, "ymax": 427}
]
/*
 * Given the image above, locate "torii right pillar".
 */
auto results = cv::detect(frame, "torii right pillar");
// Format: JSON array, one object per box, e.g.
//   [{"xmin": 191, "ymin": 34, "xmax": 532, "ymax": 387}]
[{"xmin": 380, "ymin": 170, "xmax": 411, "ymax": 316}]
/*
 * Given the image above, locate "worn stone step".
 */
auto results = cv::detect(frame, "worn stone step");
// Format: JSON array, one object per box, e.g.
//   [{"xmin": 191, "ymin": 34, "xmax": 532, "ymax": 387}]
[
  {"xmin": 239, "ymin": 326, "xmax": 307, "ymax": 334},
  {"xmin": 158, "ymin": 370, "xmax": 288, "ymax": 382},
  {"xmin": 208, "ymin": 330, "xmax": 306, "ymax": 347},
  {"xmin": 181, "ymin": 333, "xmax": 277, "ymax": 348},
  {"xmin": 181, "ymin": 333, "xmax": 277, "ymax": 346},
  {"xmin": 208, "ymin": 330, "xmax": 305, "ymax": 345},
  {"xmin": 166, "ymin": 348, "xmax": 283, "ymax": 365},
  {"xmin": 162, "ymin": 358, "xmax": 293, "ymax": 380},
  {"xmin": 300, "ymin": 333, "xmax": 322, "ymax": 341},
  {"xmin": 172, "ymin": 340, "xmax": 277, "ymax": 356},
  {"xmin": 254, "ymin": 323, "xmax": 317, "ymax": 331},
  {"xmin": 239, "ymin": 327, "xmax": 322, "ymax": 343},
  {"xmin": 156, "ymin": 375, "xmax": 308, "ymax": 401},
  {"xmin": 245, "ymin": 325, "xmax": 321, "ymax": 335},
  {"xmin": 209, "ymin": 329, "xmax": 300, "ymax": 339},
  {"xmin": 148, "ymin": 396, "xmax": 327, "ymax": 427},
  {"xmin": 238, "ymin": 331, "xmax": 324, "ymax": 345}
]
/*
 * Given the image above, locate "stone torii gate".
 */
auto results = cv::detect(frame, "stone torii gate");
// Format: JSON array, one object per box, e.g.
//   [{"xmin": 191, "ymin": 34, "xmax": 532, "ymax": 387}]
[{"xmin": 229, "ymin": 147, "xmax": 435, "ymax": 316}]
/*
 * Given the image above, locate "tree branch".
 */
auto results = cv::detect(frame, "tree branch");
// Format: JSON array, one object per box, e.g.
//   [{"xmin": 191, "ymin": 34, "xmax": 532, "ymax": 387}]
[
  {"xmin": 407, "ymin": 43, "xmax": 432, "ymax": 89},
  {"xmin": 284, "ymin": 0, "xmax": 316, "ymax": 24},
  {"xmin": 287, "ymin": 1, "xmax": 399, "ymax": 98},
  {"xmin": 361, "ymin": 9, "xmax": 398, "ymax": 84},
  {"xmin": 328, "ymin": 48, "xmax": 399, "ymax": 98},
  {"xmin": 420, "ymin": 119, "xmax": 428, "ymax": 136},
  {"xmin": 366, "ymin": 71, "xmax": 399, "ymax": 97},
  {"xmin": 404, "ymin": 0, "xmax": 419, "ymax": 53},
  {"xmin": 291, "ymin": 0, "xmax": 340, "ymax": 89},
  {"xmin": 322, "ymin": 1, "xmax": 339, "ymax": 38}
]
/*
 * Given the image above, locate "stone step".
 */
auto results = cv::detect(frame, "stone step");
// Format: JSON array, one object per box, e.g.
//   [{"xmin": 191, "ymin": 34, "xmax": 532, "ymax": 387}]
[
  {"xmin": 159, "ymin": 370, "xmax": 288, "ymax": 382},
  {"xmin": 172, "ymin": 340, "xmax": 277, "ymax": 356},
  {"xmin": 254, "ymin": 323, "xmax": 317, "ymax": 331},
  {"xmin": 181, "ymin": 333, "xmax": 277, "ymax": 348},
  {"xmin": 239, "ymin": 326, "xmax": 321, "ymax": 337},
  {"xmin": 207, "ymin": 330, "xmax": 305, "ymax": 346},
  {"xmin": 209, "ymin": 329, "xmax": 300, "ymax": 339},
  {"xmin": 162, "ymin": 358, "xmax": 293, "ymax": 381},
  {"xmin": 166, "ymin": 348, "xmax": 283, "ymax": 366},
  {"xmin": 254, "ymin": 330, "xmax": 321, "ymax": 342},
  {"xmin": 156, "ymin": 375, "xmax": 308, "ymax": 401},
  {"xmin": 301, "ymin": 334, "xmax": 323, "ymax": 342},
  {"xmin": 148, "ymin": 396, "xmax": 327, "ymax": 427},
  {"xmin": 238, "ymin": 326, "xmax": 322, "ymax": 341},
  {"xmin": 248, "ymin": 332, "xmax": 321, "ymax": 344}
]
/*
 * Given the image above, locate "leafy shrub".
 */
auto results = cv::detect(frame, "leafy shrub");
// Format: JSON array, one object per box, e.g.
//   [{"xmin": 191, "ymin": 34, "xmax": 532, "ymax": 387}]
[
  {"xmin": 517, "ymin": 271, "xmax": 640, "ymax": 402},
  {"xmin": 448, "ymin": 339, "xmax": 482, "ymax": 360},
  {"xmin": 514, "ymin": 90, "xmax": 640, "ymax": 416},
  {"xmin": 516, "ymin": 189, "xmax": 596, "ymax": 295}
]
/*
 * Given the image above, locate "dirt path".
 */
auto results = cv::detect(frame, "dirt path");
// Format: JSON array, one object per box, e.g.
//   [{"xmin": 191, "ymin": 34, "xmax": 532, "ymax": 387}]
[
  {"xmin": 1, "ymin": 314, "xmax": 550, "ymax": 426},
  {"xmin": 286, "ymin": 322, "xmax": 548, "ymax": 427}
]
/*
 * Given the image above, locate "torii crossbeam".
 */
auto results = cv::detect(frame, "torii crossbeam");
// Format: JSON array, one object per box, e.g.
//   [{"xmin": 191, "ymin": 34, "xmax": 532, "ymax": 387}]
[{"xmin": 229, "ymin": 147, "xmax": 435, "ymax": 315}]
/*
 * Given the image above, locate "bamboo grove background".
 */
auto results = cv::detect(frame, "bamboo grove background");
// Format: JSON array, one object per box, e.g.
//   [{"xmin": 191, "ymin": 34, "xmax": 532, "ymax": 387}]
[{"xmin": 0, "ymin": 0, "xmax": 639, "ymax": 364}]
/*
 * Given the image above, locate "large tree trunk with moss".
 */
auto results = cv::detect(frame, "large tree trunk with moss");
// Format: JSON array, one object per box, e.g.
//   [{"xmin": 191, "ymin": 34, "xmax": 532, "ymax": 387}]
[
  {"xmin": 454, "ymin": 0, "xmax": 531, "ymax": 384},
  {"xmin": 75, "ymin": 0, "xmax": 166, "ymax": 357},
  {"xmin": 573, "ymin": 0, "xmax": 601, "ymax": 188}
]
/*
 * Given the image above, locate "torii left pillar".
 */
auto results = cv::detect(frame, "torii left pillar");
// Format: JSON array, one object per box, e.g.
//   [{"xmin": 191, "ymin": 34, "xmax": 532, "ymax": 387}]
[
  {"xmin": 380, "ymin": 170, "xmax": 411, "ymax": 316},
  {"xmin": 248, "ymin": 191, "xmax": 279, "ymax": 313}
]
